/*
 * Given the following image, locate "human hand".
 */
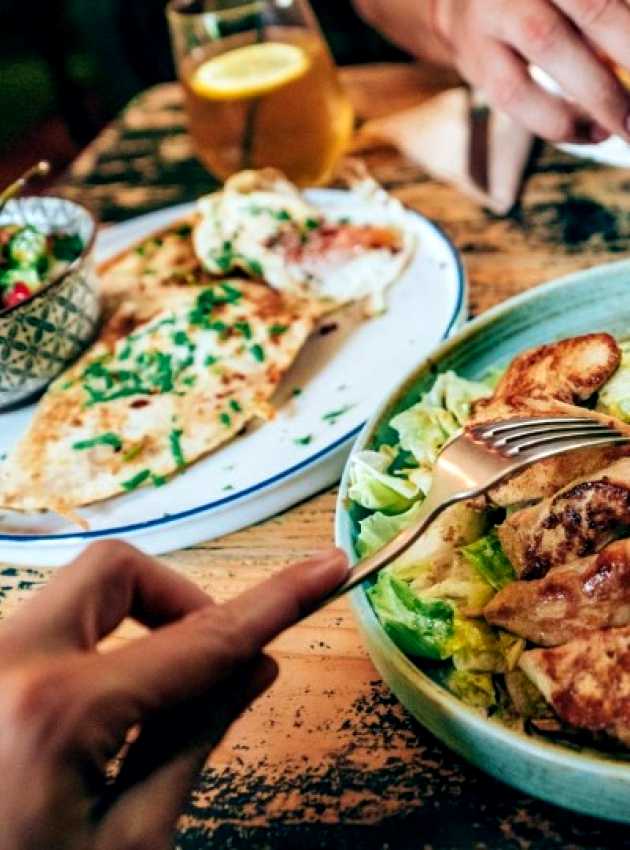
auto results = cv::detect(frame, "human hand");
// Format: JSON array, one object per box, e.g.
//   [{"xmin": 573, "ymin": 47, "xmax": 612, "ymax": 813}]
[
  {"xmin": 0, "ymin": 540, "xmax": 348, "ymax": 850},
  {"xmin": 356, "ymin": 0, "xmax": 630, "ymax": 142},
  {"xmin": 435, "ymin": 0, "xmax": 630, "ymax": 142}
]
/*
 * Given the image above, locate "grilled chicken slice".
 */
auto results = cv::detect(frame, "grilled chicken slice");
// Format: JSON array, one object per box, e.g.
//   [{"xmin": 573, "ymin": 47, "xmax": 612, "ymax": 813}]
[
  {"xmin": 472, "ymin": 333, "xmax": 621, "ymax": 422},
  {"xmin": 497, "ymin": 458, "xmax": 630, "ymax": 578},
  {"xmin": 519, "ymin": 626, "xmax": 630, "ymax": 746},
  {"xmin": 470, "ymin": 333, "xmax": 626, "ymax": 507},
  {"xmin": 484, "ymin": 539, "xmax": 630, "ymax": 645}
]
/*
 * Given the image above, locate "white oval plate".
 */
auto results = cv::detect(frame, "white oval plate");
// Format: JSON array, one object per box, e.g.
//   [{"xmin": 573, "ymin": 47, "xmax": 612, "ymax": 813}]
[{"xmin": 0, "ymin": 191, "xmax": 466, "ymax": 566}]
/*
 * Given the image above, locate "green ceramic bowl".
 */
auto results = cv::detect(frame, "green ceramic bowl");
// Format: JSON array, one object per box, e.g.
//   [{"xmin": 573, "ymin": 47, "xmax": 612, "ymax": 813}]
[
  {"xmin": 335, "ymin": 259, "xmax": 630, "ymax": 822},
  {"xmin": 0, "ymin": 196, "xmax": 100, "ymax": 409}
]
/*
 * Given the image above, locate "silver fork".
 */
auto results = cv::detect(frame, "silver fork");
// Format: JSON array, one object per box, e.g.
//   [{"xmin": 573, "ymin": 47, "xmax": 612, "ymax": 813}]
[{"xmin": 322, "ymin": 415, "xmax": 629, "ymax": 606}]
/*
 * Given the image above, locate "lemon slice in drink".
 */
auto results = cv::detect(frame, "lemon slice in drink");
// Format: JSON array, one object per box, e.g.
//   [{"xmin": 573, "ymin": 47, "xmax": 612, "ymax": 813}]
[{"xmin": 190, "ymin": 42, "xmax": 310, "ymax": 101}]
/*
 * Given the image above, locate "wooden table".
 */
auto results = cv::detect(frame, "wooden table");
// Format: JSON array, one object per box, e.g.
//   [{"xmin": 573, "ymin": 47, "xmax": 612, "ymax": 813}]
[{"xmin": 5, "ymin": 64, "xmax": 630, "ymax": 849}]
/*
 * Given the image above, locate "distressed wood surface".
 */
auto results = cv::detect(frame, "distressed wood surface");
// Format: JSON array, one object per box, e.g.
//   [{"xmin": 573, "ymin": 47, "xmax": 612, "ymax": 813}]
[{"xmin": 4, "ymin": 63, "xmax": 630, "ymax": 849}]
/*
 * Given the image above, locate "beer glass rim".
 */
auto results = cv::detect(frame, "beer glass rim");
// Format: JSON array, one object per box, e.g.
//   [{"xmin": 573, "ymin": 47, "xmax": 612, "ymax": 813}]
[{"xmin": 166, "ymin": 0, "xmax": 280, "ymax": 24}]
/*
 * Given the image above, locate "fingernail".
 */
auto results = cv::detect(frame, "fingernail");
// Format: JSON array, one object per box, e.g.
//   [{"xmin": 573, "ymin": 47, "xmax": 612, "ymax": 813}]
[{"xmin": 590, "ymin": 124, "xmax": 610, "ymax": 144}]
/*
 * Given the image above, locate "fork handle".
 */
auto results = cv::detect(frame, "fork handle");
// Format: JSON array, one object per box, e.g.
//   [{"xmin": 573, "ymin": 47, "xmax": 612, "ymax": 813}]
[{"xmin": 310, "ymin": 487, "xmax": 462, "ymax": 616}]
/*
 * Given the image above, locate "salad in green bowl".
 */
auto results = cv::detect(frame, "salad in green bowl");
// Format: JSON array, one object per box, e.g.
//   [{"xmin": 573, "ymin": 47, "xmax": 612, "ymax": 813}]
[{"xmin": 347, "ymin": 335, "xmax": 630, "ymax": 751}]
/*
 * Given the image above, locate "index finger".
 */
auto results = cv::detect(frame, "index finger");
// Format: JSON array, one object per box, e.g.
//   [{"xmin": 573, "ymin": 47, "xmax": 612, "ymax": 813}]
[{"xmin": 102, "ymin": 548, "xmax": 349, "ymax": 712}]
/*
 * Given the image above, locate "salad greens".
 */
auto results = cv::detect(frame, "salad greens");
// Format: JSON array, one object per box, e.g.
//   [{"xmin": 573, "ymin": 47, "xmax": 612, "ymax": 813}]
[
  {"xmin": 349, "ymin": 369, "xmax": 524, "ymax": 713},
  {"xmin": 461, "ymin": 530, "xmax": 516, "ymax": 591}
]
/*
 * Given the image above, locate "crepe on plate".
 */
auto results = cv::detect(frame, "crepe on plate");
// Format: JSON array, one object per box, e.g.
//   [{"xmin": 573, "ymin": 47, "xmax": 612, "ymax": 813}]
[{"xmin": 0, "ymin": 279, "xmax": 323, "ymax": 521}]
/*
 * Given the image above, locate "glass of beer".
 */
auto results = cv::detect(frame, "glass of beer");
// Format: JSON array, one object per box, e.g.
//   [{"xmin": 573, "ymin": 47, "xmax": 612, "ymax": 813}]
[{"xmin": 167, "ymin": 0, "xmax": 355, "ymax": 186}]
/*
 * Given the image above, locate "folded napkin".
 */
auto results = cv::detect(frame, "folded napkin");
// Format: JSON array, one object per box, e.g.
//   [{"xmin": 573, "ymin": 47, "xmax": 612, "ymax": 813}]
[{"xmin": 354, "ymin": 86, "xmax": 534, "ymax": 216}]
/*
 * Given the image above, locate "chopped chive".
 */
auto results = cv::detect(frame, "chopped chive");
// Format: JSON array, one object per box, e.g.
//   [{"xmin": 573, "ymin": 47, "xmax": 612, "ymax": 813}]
[
  {"xmin": 222, "ymin": 484, "xmax": 234, "ymax": 491},
  {"xmin": 219, "ymin": 412, "xmax": 232, "ymax": 427},
  {"xmin": 234, "ymin": 320, "xmax": 252, "ymax": 339},
  {"xmin": 275, "ymin": 209, "xmax": 291, "ymax": 221},
  {"xmin": 122, "ymin": 469, "xmax": 151, "ymax": 491},
  {"xmin": 123, "ymin": 445, "xmax": 144, "ymax": 463},
  {"xmin": 229, "ymin": 399, "xmax": 242, "ymax": 412},
  {"xmin": 294, "ymin": 435, "xmax": 313, "ymax": 446},
  {"xmin": 169, "ymin": 429, "xmax": 185, "ymax": 468},
  {"xmin": 269, "ymin": 323, "xmax": 288, "ymax": 337},
  {"xmin": 305, "ymin": 217, "xmax": 321, "ymax": 230},
  {"xmin": 322, "ymin": 404, "xmax": 354, "ymax": 424},
  {"xmin": 250, "ymin": 343, "xmax": 265, "ymax": 363},
  {"xmin": 292, "ymin": 387, "xmax": 302, "ymax": 397},
  {"xmin": 73, "ymin": 433, "xmax": 122, "ymax": 452},
  {"xmin": 246, "ymin": 258, "xmax": 264, "ymax": 277},
  {"xmin": 204, "ymin": 354, "xmax": 217, "ymax": 366},
  {"xmin": 135, "ymin": 244, "xmax": 146, "ymax": 256},
  {"xmin": 151, "ymin": 473, "xmax": 168, "ymax": 487},
  {"xmin": 172, "ymin": 330, "xmax": 192, "ymax": 347}
]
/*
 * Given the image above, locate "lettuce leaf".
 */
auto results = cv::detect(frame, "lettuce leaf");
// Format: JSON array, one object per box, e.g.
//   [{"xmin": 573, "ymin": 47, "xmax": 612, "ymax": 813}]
[
  {"xmin": 597, "ymin": 340, "xmax": 630, "ymax": 422},
  {"xmin": 356, "ymin": 500, "xmax": 425, "ymax": 558},
  {"xmin": 389, "ymin": 504, "xmax": 486, "ymax": 578},
  {"xmin": 443, "ymin": 669, "xmax": 496, "ymax": 710},
  {"xmin": 391, "ymin": 371, "xmax": 492, "ymax": 466},
  {"xmin": 368, "ymin": 572, "xmax": 455, "ymax": 659},
  {"xmin": 451, "ymin": 617, "xmax": 524, "ymax": 673},
  {"xmin": 347, "ymin": 448, "xmax": 419, "ymax": 512},
  {"xmin": 408, "ymin": 551, "xmax": 494, "ymax": 613},
  {"xmin": 461, "ymin": 530, "xmax": 515, "ymax": 591}
]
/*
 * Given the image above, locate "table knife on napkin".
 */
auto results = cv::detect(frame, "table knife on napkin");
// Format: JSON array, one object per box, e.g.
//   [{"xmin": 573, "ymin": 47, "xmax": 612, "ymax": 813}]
[{"xmin": 355, "ymin": 82, "xmax": 535, "ymax": 215}]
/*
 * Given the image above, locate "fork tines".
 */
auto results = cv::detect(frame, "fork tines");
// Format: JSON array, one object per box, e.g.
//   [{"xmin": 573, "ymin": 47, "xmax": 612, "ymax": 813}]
[{"xmin": 470, "ymin": 416, "xmax": 629, "ymax": 459}]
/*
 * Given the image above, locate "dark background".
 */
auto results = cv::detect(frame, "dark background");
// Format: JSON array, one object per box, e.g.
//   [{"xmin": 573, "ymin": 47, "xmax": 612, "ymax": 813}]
[{"xmin": 0, "ymin": 0, "xmax": 406, "ymax": 182}]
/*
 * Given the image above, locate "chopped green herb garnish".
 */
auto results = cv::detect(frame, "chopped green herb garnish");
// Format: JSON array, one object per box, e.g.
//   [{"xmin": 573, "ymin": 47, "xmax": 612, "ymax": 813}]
[
  {"xmin": 72, "ymin": 433, "xmax": 122, "ymax": 452},
  {"xmin": 204, "ymin": 354, "xmax": 217, "ymax": 366},
  {"xmin": 234, "ymin": 320, "xmax": 252, "ymax": 339},
  {"xmin": 305, "ymin": 217, "xmax": 321, "ymax": 230},
  {"xmin": 134, "ymin": 244, "xmax": 146, "ymax": 256},
  {"xmin": 322, "ymin": 404, "xmax": 354, "ymax": 424},
  {"xmin": 292, "ymin": 387, "xmax": 302, "ymax": 397},
  {"xmin": 121, "ymin": 469, "xmax": 151, "ymax": 491},
  {"xmin": 247, "ymin": 258, "xmax": 264, "ymax": 277},
  {"xmin": 172, "ymin": 330, "xmax": 193, "ymax": 347},
  {"xmin": 119, "ymin": 345, "xmax": 132, "ymax": 361},
  {"xmin": 222, "ymin": 484, "xmax": 234, "ymax": 491},
  {"xmin": 219, "ymin": 412, "xmax": 232, "ymax": 427},
  {"xmin": 189, "ymin": 283, "xmax": 242, "ymax": 328},
  {"xmin": 212, "ymin": 240, "xmax": 235, "ymax": 273},
  {"xmin": 181, "ymin": 375, "xmax": 197, "ymax": 387},
  {"xmin": 250, "ymin": 344, "xmax": 265, "ymax": 363},
  {"xmin": 151, "ymin": 473, "xmax": 168, "ymax": 487},
  {"xmin": 268, "ymin": 323, "xmax": 288, "ymax": 337},
  {"xmin": 229, "ymin": 399, "xmax": 242, "ymax": 412},
  {"xmin": 169, "ymin": 429, "xmax": 185, "ymax": 468},
  {"xmin": 294, "ymin": 435, "xmax": 313, "ymax": 446},
  {"xmin": 275, "ymin": 209, "xmax": 291, "ymax": 221}
]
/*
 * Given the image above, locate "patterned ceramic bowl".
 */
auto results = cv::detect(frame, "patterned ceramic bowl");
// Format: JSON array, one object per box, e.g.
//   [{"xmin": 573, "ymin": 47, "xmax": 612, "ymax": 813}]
[{"xmin": 0, "ymin": 196, "xmax": 100, "ymax": 410}]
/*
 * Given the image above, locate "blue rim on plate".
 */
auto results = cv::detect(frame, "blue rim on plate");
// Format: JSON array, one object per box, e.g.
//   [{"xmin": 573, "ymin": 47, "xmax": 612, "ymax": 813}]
[
  {"xmin": 0, "ymin": 212, "xmax": 466, "ymax": 543},
  {"xmin": 336, "ymin": 257, "xmax": 630, "ymax": 822}
]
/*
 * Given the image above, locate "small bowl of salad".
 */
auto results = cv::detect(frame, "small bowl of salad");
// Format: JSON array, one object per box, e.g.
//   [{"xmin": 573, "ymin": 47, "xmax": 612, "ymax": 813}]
[{"xmin": 0, "ymin": 195, "xmax": 100, "ymax": 409}]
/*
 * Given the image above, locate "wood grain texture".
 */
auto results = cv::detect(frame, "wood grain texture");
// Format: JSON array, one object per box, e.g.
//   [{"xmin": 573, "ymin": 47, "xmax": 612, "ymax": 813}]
[{"xmin": 3, "ymin": 64, "xmax": 630, "ymax": 849}]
